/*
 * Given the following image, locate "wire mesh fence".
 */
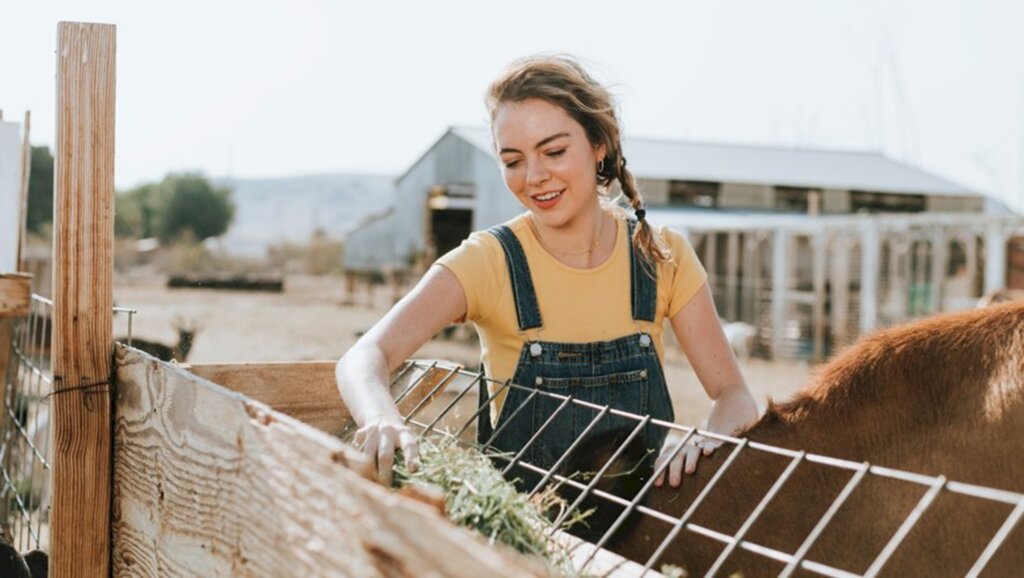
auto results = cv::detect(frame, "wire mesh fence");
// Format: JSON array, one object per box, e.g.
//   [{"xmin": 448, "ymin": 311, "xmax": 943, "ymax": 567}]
[
  {"xmin": 383, "ymin": 359, "xmax": 1024, "ymax": 577},
  {"xmin": 1, "ymin": 295, "xmax": 54, "ymax": 553},
  {"xmin": 0, "ymin": 294, "xmax": 136, "ymax": 555}
]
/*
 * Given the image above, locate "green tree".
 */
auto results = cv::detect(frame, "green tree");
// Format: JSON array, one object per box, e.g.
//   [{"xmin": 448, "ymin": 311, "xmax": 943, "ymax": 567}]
[
  {"xmin": 115, "ymin": 183, "xmax": 160, "ymax": 238},
  {"xmin": 156, "ymin": 173, "xmax": 234, "ymax": 242},
  {"xmin": 25, "ymin": 146, "xmax": 54, "ymax": 234}
]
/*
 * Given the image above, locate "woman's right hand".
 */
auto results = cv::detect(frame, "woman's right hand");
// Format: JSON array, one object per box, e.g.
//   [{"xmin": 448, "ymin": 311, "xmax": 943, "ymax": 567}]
[
  {"xmin": 338, "ymin": 265, "xmax": 466, "ymax": 485},
  {"xmin": 353, "ymin": 416, "xmax": 420, "ymax": 485}
]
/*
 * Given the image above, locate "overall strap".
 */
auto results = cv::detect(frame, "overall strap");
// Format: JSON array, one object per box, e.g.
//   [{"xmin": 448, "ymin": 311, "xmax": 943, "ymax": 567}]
[
  {"xmin": 475, "ymin": 366, "xmax": 494, "ymax": 446},
  {"xmin": 486, "ymin": 225, "xmax": 543, "ymax": 331},
  {"xmin": 629, "ymin": 219, "xmax": 658, "ymax": 322}
]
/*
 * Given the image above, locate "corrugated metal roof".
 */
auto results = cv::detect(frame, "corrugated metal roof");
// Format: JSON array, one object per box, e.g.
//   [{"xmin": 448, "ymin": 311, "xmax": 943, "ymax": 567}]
[{"xmin": 450, "ymin": 126, "xmax": 978, "ymax": 198}]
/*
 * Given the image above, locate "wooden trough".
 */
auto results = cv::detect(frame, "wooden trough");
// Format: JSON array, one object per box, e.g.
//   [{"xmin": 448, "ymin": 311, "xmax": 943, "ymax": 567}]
[
  {"xmin": 114, "ymin": 350, "xmax": 650, "ymax": 577},
  {"xmin": 115, "ymin": 349, "xmax": 526, "ymax": 576}
]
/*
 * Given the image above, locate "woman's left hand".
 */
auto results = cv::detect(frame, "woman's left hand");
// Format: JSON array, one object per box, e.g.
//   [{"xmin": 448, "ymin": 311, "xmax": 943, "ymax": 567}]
[{"xmin": 654, "ymin": 385, "xmax": 759, "ymax": 488}]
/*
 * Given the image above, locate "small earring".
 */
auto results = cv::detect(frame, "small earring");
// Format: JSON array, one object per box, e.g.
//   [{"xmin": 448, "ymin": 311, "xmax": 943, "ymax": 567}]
[{"xmin": 597, "ymin": 158, "xmax": 605, "ymax": 173}]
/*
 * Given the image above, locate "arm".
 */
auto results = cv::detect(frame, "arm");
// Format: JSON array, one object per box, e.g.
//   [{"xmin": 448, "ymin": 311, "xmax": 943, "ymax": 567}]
[
  {"xmin": 336, "ymin": 264, "xmax": 468, "ymax": 483},
  {"xmin": 655, "ymin": 281, "xmax": 759, "ymax": 487}
]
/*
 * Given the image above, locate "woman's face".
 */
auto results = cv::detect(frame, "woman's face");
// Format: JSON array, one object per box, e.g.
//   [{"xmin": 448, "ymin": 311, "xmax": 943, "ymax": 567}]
[{"xmin": 493, "ymin": 98, "xmax": 605, "ymax": 228}]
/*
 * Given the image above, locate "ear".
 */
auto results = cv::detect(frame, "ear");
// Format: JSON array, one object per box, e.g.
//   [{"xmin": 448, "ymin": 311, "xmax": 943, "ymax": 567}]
[{"xmin": 595, "ymin": 142, "xmax": 607, "ymax": 165}]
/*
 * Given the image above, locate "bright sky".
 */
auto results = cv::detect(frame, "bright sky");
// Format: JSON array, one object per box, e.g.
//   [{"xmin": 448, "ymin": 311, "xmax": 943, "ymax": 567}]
[{"xmin": 4, "ymin": 0, "xmax": 1023, "ymax": 210}]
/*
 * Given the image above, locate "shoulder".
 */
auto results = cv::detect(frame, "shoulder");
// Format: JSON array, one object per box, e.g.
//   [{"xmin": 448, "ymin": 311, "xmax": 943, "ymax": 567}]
[
  {"xmin": 436, "ymin": 229, "xmax": 503, "ymax": 270},
  {"xmin": 654, "ymin": 223, "xmax": 688, "ymax": 249},
  {"xmin": 437, "ymin": 213, "xmax": 530, "ymax": 268},
  {"xmin": 435, "ymin": 223, "xmax": 519, "ymax": 322},
  {"xmin": 642, "ymin": 223, "xmax": 695, "ymax": 268},
  {"xmin": 501, "ymin": 213, "xmax": 533, "ymax": 242}
]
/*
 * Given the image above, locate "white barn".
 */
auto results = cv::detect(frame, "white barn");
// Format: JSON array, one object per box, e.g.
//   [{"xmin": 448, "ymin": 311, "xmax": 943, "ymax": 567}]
[{"xmin": 344, "ymin": 127, "xmax": 1024, "ymax": 359}]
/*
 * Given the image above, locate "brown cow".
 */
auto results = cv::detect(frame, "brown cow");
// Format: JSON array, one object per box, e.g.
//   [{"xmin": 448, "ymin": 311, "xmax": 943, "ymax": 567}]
[{"xmin": 561, "ymin": 301, "xmax": 1024, "ymax": 577}]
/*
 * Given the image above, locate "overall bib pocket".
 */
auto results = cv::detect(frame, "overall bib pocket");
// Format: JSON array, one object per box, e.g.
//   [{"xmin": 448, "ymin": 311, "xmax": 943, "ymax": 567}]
[{"xmin": 530, "ymin": 368, "xmax": 651, "ymax": 471}]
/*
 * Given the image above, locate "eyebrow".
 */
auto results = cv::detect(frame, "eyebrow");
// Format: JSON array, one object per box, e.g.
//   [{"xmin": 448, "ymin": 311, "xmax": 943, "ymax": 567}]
[{"xmin": 498, "ymin": 132, "xmax": 570, "ymax": 155}]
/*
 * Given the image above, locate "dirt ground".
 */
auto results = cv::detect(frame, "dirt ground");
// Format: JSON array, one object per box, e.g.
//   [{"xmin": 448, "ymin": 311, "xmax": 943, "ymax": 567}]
[{"xmin": 114, "ymin": 274, "xmax": 816, "ymax": 427}]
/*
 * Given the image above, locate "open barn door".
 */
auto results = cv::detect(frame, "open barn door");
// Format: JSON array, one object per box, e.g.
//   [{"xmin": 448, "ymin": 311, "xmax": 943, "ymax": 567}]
[{"xmin": 426, "ymin": 184, "xmax": 474, "ymax": 262}]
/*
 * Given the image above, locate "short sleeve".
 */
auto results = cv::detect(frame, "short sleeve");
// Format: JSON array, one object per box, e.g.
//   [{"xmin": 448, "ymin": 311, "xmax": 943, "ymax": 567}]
[
  {"xmin": 435, "ymin": 231, "xmax": 507, "ymax": 323},
  {"xmin": 661, "ymin": 226, "xmax": 708, "ymax": 319}
]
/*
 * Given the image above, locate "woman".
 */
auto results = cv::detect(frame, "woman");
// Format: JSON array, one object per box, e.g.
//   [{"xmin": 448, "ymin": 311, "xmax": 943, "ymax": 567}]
[{"xmin": 336, "ymin": 55, "xmax": 758, "ymax": 490}]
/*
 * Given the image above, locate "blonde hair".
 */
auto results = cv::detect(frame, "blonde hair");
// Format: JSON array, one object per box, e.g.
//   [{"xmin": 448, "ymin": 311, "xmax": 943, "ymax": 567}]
[{"xmin": 486, "ymin": 54, "xmax": 672, "ymax": 266}]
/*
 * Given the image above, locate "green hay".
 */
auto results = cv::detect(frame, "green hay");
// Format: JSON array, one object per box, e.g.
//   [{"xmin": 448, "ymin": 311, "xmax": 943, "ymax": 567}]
[{"xmin": 392, "ymin": 436, "xmax": 589, "ymax": 574}]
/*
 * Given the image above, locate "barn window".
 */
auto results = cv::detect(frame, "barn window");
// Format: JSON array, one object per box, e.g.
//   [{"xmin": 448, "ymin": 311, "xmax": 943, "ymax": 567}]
[
  {"xmin": 668, "ymin": 180, "xmax": 719, "ymax": 208},
  {"xmin": 850, "ymin": 190, "xmax": 926, "ymax": 213},
  {"xmin": 774, "ymin": 186, "xmax": 815, "ymax": 213}
]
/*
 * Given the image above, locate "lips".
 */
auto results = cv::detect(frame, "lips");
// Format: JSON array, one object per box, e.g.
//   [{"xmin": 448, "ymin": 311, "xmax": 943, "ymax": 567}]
[{"xmin": 530, "ymin": 188, "xmax": 564, "ymax": 209}]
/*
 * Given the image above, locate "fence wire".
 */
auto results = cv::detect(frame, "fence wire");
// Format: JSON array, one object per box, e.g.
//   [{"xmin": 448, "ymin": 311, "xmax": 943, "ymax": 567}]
[
  {"xmin": 1, "ymin": 295, "xmax": 54, "ymax": 552},
  {"xmin": 389, "ymin": 359, "xmax": 1023, "ymax": 578},
  {"xmin": 0, "ymin": 294, "xmax": 136, "ymax": 554}
]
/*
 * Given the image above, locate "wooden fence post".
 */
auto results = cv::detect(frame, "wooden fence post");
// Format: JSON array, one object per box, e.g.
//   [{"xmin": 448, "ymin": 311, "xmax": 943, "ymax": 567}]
[{"xmin": 51, "ymin": 21, "xmax": 116, "ymax": 578}]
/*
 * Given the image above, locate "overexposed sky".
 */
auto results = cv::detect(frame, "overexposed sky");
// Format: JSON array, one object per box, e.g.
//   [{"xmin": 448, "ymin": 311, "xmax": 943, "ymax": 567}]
[{"xmin": 3, "ymin": 0, "xmax": 1023, "ymax": 210}]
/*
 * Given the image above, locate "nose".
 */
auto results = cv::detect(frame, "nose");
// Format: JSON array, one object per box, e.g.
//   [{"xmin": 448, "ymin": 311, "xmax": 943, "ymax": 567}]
[{"xmin": 526, "ymin": 160, "xmax": 550, "ymax": 186}]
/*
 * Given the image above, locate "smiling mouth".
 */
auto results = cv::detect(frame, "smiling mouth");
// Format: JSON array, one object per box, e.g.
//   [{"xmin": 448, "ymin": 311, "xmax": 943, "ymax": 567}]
[{"xmin": 532, "ymin": 189, "xmax": 564, "ymax": 202}]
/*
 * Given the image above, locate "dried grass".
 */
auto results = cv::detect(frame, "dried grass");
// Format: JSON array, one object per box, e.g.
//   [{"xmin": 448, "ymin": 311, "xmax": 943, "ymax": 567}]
[{"xmin": 392, "ymin": 436, "xmax": 589, "ymax": 575}]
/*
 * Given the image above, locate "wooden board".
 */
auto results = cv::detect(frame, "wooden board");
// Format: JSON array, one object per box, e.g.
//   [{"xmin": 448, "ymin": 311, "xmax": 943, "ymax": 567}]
[
  {"xmin": 186, "ymin": 361, "xmax": 346, "ymax": 434},
  {"xmin": 0, "ymin": 272, "xmax": 31, "ymax": 317},
  {"xmin": 50, "ymin": 21, "xmax": 117, "ymax": 578},
  {"xmin": 552, "ymin": 529, "xmax": 667, "ymax": 577},
  {"xmin": 187, "ymin": 359, "xmax": 459, "ymax": 437},
  {"xmin": 113, "ymin": 346, "xmax": 545, "ymax": 577}
]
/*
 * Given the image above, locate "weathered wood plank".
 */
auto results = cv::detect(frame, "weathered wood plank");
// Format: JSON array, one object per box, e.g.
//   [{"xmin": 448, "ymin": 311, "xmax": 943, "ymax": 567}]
[
  {"xmin": 186, "ymin": 361, "xmax": 346, "ymax": 434},
  {"xmin": 0, "ymin": 273, "xmax": 31, "ymax": 317},
  {"xmin": 113, "ymin": 347, "xmax": 543, "ymax": 577},
  {"xmin": 51, "ymin": 21, "xmax": 116, "ymax": 578},
  {"xmin": 188, "ymin": 360, "xmax": 459, "ymax": 437},
  {"xmin": 552, "ymin": 529, "xmax": 666, "ymax": 578}
]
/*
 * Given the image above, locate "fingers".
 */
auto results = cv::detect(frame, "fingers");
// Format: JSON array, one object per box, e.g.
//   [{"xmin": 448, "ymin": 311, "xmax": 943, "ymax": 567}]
[
  {"xmin": 353, "ymin": 424, "xmax": 370, "ymax": 448},
  {"xmin": 377, "ymin": 430, "xmax": 395, "ymax": 485},
  {"xmin": 399, "ymin": 429, "xmax": 420, "ymax": 473},
  {"xmin": 683, "ymin": 441, "xmax": 700, "ymax": 476},
  {"xmin": 703, "ymin": 439, "xmax": 720, "ymax": 456},
  {"xmin": 654, "ymin": 448, "xmax": 669, "ymax": 486},
  {"xmin": 684, "ymin": 435, "xmax": 723, "ymax": 475},
  {"xmin": 655, "ymin": 434, "xmax": 704, "ymax": 487},
  {"xmin": 654, "ymin": 435, "xmax": 685, "ymax": 487},
  {"xmin": 356, "ymin": 420, "xmax": 420, "ymax": 484},
  {"xmin": 359, "ymin": 426, "xmax": 380, "ymax": 470},
  {"xmin": 669, "ymin": 448, "xmax": 686, "ymax": 487},
  {"xmin": 656, "ymin": 433, "xmax": 728, "ymax": 488}
]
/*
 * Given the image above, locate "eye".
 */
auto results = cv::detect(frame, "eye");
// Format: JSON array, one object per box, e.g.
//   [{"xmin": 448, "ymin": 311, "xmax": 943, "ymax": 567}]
[
  {"xmin": 503, "ymin": 159, "xmax": 521, "ymax": 169},
  {"xmin": 546, "ymin": 149, "xmax": 566, "ymax": 158}
]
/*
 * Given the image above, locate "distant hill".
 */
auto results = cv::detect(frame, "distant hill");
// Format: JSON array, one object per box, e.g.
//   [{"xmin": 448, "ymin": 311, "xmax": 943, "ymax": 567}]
[{"xmin": 212, "ymin": 173, "xmax": 395, "ymax": 257}]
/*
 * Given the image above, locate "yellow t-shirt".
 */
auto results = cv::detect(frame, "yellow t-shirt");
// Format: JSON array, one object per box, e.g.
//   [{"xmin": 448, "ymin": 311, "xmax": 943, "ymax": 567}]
[{"xmin": 436, "ymin": 212, "xmax": 707, "ymax": 413}]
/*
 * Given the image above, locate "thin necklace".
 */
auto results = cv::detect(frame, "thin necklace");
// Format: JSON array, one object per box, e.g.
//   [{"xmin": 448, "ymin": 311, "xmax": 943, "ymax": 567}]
[{"xmin": 532, "ymin": 211, "xmax": 607, "ymax": 258}]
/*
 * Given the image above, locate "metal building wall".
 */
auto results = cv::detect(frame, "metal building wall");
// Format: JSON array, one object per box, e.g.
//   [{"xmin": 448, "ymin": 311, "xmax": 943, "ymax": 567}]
[{"xmin": 343, "ymin": 209, "xmax": 402, "ymax": 272}]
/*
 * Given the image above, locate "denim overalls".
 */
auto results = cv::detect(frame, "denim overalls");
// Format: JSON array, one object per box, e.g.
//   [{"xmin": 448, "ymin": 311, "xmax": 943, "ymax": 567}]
[{"xmin": 477, "ymin": 219, "xmax": 675, "ymax": 492}]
